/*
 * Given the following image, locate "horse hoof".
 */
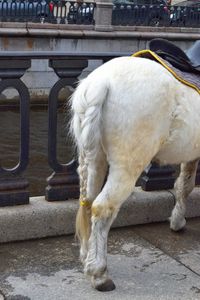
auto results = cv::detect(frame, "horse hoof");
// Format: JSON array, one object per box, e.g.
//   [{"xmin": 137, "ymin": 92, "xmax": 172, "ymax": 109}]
[
  {"xmin": 170, "ymin": 216, "xmax": 186, "ymax": 232},
  {"xmin": 95, "ymin": 279, "xmax": 116, "ymax": 292}
]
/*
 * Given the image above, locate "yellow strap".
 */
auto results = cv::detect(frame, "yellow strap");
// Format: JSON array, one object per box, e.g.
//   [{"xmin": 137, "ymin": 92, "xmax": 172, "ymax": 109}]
[
  {"xmin": 79, "ymin": 195, "xmax": 91, "ymax": 206},
  {"xmin": 80, "ymin": 199, "xmax": 91, "ymax": 207}
]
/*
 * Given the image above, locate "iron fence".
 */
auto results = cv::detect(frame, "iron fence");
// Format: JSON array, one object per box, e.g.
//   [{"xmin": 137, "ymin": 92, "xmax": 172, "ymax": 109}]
[
  {"xmin": 0, "ymin": 0, "xmax": 96, "ymax": 24},
  {"xmin": 0, "ymin": 0, "xmax": 199, "ymax": 27},
  {"xmin": 112, "ymin": 3, "xmax": 200, "ymax": 27},
  {"xmin": 170, "ymin": 5, "xmax": 200, "ymax": 28}
]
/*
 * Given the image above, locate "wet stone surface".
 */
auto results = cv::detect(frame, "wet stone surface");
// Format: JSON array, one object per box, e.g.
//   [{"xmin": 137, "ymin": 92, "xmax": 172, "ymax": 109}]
[
  {"xmin": 134, "ymin": 218, "xmax": 200, "ymax": 275},
  {"xmin": 0, "ymin": 219, "xmax": 200, "ymax": 299}
]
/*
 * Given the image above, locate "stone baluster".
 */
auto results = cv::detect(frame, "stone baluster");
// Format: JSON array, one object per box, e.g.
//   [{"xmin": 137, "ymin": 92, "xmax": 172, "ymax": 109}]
[
  {"xmin": 46, "ymin": 58, "xmax": 88, "ymax": 201},
  {"xmin": 0, "ymin": 58, "xmax": 31, "ymax": 206}
]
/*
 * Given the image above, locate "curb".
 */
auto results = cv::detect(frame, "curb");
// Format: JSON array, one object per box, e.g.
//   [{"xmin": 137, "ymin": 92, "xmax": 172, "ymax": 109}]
[{"xmin": 0, "ymin": 187, "xmax": 200, "ymax": 243}]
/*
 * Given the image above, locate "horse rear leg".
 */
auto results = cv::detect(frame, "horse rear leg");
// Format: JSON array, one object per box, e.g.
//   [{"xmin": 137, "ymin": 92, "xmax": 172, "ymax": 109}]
[
  {"xmin": 84, "ymin": 164, "xmax": 137, "ymax": 291},
  {"xmin": 76, "ymin": 149, "xmax": 108, "ymax": 263},
  {"xmin": 170, "ymin": 159, "xmax": 199, "ymax": 231}
]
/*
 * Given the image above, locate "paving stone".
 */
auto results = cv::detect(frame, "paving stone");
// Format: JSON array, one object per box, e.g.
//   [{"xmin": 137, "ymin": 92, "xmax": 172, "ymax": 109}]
[
  {"xmin": 133, "ymin": 218, "xmax": 200, "ymax": 275},
  {"xmin": 1, "ymin": 221, "xmax": 200, "ymax": 300}
]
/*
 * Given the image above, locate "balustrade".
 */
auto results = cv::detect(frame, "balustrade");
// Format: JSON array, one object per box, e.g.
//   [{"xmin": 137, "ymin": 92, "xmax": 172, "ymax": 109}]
[
  {"xmin": 0, "ymin": 52, "xmax": 120, "ymax": 206},
  {"xmin": 0, "ymin": 51, "xmax": 199, "ymax": 206}
]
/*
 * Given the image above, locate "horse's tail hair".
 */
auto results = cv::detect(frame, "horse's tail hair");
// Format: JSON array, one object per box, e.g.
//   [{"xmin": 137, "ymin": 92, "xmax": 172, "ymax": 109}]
[{"xmin": 70, "ymin": 76, "xmax": 108, "ymax": 244}]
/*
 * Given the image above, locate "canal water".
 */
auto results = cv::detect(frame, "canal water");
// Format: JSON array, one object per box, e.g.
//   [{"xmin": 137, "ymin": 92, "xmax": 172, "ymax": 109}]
[{"xmin": 0, "ymin": 104, "xmax": 75, "ymax": 196}]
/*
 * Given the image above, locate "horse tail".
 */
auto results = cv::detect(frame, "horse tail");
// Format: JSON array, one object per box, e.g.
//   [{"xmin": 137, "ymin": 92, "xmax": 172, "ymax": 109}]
[{"xmin": 70, "ymin": 75, "xmax": 108, "ymax": 244}]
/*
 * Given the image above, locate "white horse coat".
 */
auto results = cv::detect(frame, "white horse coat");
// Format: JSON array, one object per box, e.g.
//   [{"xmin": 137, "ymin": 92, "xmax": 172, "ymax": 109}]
[{"xmin": 71, "ymin": 56, "xmax": 200, "ymax": 291}]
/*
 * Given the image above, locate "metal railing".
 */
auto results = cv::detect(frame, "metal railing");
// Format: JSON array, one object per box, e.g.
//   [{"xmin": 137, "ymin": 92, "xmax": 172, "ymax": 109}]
[
  {"xmin": 112, "ymin": 3, "xmax": 200, "ymax": 27},
  {"xmin": 0, "ymin": 0, "xmax": 96, "ymax": 24},
  {"xmin": 170, "ymin": 5, "xmax": 200, "ymax": 28},
  {"xmin": 0, "ymin": 0, "xmax": 199, "ymax": 27},
  {"xmin": 1, "ymin": 51, "xmax": 200, "ymax": 207}
]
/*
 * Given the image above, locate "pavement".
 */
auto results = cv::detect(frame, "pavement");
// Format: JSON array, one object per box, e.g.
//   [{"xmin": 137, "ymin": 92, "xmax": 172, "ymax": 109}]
[
  {"xmin": 1, "ymin": 187, "xmax": 200, "ymax": 299},
  {"xmin": 1, "ymin": 218, "xmax": 200, "ymax": 300}
]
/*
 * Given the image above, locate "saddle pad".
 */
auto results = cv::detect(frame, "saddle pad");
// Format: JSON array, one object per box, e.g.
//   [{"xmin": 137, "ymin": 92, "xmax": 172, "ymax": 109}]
[{"xmin": 133, "ymin": 50, "xmax": 200, "ymax": 95}]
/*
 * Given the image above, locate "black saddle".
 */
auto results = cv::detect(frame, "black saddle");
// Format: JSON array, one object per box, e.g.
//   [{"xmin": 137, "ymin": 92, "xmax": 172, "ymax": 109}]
[{"xmin": 149, "ymin": 38, "xmax": 200, "ymax": 73}]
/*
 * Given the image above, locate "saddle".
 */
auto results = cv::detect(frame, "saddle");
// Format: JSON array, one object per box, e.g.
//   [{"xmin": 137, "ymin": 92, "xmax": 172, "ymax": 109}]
[{"xmin": 149, "ymin": 38, "xmax": 200, "ymax": 74}]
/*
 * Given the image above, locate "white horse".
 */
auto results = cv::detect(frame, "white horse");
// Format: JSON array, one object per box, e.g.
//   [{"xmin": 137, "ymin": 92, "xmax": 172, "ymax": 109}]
[{"xmin": 70, "ymin": 55, "xmax": 200, "ymax": 291}]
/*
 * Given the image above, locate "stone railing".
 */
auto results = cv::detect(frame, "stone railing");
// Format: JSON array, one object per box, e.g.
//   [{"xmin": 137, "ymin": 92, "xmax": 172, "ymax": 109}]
[{"xmin": 0, "ymin": 51, "xmax": 124, "ymax": 207}]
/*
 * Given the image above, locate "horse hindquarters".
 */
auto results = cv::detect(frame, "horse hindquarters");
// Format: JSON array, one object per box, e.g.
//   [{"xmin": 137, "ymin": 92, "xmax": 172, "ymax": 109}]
[
  {"xmin": 70, "ymin": 78, "xmax": 131, "ymax": 291},
  {"xmin": 71, "ymin": 57, "xmax": 178, "ymax": 291}
]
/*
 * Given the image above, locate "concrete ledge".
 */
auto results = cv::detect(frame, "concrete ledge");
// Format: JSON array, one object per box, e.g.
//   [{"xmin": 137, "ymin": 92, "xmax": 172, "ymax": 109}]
[
  {"xmin": 0, "ymin": 23, "xmax": 199, "ymax": 39},
  {"xmin": 0, "ymin": 187, "xmax": 200, "ymax": 243}
]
